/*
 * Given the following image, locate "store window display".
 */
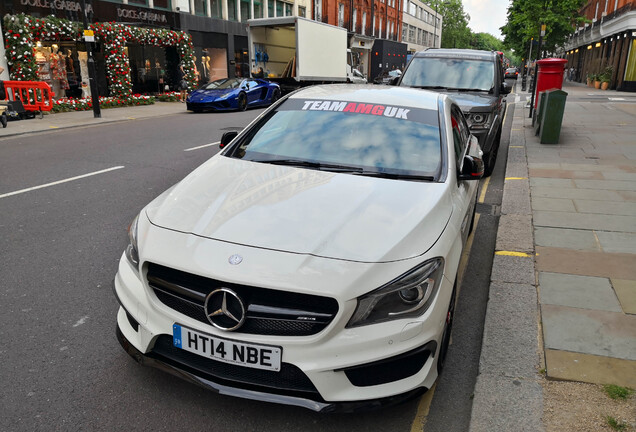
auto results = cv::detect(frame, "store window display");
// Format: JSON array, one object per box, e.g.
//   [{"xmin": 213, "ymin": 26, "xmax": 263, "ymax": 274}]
[
  {"xmin": 34, "ymin": 43, "xmax": 83, "ymax": 99},
  {"xmin": 199, "ymin": 48, "xmax": 228, "ymax": 83},
  {"xmin": 49, "ymin": 45, "xmax": 70, "ymax": 98}
]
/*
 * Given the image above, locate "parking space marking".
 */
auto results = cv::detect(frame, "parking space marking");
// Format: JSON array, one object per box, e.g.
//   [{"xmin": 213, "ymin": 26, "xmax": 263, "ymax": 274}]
[
  {"xmin": 0, "ymin": 166, "xmax": 125, "ymax": 199},
  {"xmin": 478, "ymin": 177, "xmax": 490, "ymax": 204},
  {"xmin": 410, "ymin": 383, "xmax": 437, "ymax": 432},
  {"xmin": 183, "ymin": 142, "xmax": 219, "ymax": 152},
  {"xmin": 495, "ymin": 251, "xmax": 533, "ymax": 257}
]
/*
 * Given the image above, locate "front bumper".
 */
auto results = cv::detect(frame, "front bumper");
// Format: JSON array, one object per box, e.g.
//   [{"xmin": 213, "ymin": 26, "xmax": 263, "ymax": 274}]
[
  {"xmin": 186, "ymin": 100, "xmax": 234, "ymax": 111},
  {"xmin": 116, "ymin": 323, "xmax": 428, "ymax": 413},
  {"xmin": 113, "ymin": 247, "xmax": 451, "ymax": 410}
]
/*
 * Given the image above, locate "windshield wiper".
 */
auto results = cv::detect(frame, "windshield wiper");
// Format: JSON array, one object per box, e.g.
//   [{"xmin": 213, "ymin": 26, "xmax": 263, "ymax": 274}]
[
  {"xmin": 254, "ymin": 159, "xmax": 364, "ymax": 173},
  {"xmin": 352, "ymin": 171, "xmax": 436, "ymax": 181},
  {"xmin": 410, "ymin": 85, "xmax": 449, "ymax": 90},
  {"xmin": 445, "ymin": 87, "xmax": 489, "ymax": 92}
]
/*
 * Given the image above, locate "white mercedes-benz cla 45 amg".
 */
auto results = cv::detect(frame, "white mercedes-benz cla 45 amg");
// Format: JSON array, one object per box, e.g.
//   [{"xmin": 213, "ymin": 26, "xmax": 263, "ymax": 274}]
[{"xmin": 113, "ymin": 84, "xmax": 483, "ymax": 412}]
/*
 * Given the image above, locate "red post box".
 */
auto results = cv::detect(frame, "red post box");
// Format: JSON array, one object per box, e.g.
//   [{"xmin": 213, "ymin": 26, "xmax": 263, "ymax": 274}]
[{"xmin": 534, "ymin": 58, "xmax": 568, "ymax": 108}]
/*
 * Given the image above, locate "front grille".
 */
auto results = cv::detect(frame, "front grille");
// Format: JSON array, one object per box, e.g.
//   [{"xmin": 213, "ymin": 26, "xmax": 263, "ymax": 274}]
[
  {"xmin": 150, "ymin": 335, "xmax": 323, "ymax": 399},
  {"xmin": 147, "ymin": 263, "xmax": 339, "ymax": 336}
]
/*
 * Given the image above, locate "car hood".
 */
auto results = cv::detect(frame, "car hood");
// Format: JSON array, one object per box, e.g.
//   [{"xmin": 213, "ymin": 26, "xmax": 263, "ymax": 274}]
[
  {"xmin": 189, "ymin": 89, "xmax": 234, "ymax": 101},
  {"xmin": 445, "ymin": 92, "xmax": 498, "ymax": 113},
  {"xmin": 145, "ymin": 156, "xmax": 452, "ymax": 263}
]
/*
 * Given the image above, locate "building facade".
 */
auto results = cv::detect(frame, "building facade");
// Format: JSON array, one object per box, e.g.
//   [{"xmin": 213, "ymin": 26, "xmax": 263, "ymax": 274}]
[
  {"xmin": 562, "ymin": 0, "xmax": 636, "ymax": 91},
  {"xmin": 314, "ymin": 0, "xmax": 405, "ymax": 80},
  {"xmin": 0, "ymin": 0, "xmax": 413, "ymax": 97},
  {"xmin": 0, "ymin": 0, "xmax": 312, "ymax": 98},
  {"xmin": 401, "ymin": 0, "xmax": 441, "ymax": 54}
]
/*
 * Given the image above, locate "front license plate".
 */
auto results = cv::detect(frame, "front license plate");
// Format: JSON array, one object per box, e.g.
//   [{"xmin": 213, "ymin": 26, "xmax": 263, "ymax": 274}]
[{"xmin": 173, "ymin": 324, "xmax": 282, "ymax": 372}]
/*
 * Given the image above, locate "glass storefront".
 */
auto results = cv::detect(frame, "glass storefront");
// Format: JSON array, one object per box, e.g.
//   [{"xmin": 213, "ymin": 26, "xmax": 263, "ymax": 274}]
[
  {"xmin": 34, "ymin": 42, "xmax": 90, "ymax": 99},
  {"xmin": 127, "ymin": 44, "xmax": 167, "ymax": 94}
]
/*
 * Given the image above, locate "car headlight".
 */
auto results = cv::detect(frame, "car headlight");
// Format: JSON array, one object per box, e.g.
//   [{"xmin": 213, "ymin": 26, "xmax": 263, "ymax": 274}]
[
  {"xmin": 467, "ymin": 113, "xmax": 491, "ymax": 129},
  {"xmin": 125, "ymin": 214, "xmax": 140, "ymax": 273},
  {"xmin": 218, "ymin": 92, "xmax": 232, "ymax": 99},
  {"xmin": 346, "ymin": 258, "xmax": 444, "ymax": 328}
]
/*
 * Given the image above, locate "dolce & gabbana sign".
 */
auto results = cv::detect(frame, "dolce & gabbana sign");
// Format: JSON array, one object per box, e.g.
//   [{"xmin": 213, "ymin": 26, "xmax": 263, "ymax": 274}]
[
  {"xmin": 13, "ymin": 0, "xmax": 175, "ymax": 28},
  {"xmin": 116, "ymin": 7, "xmax": 167, "ymax": 24},
  {"xmin": 19, "ymin": 0, "xmax": 93, "ymax": 13}
]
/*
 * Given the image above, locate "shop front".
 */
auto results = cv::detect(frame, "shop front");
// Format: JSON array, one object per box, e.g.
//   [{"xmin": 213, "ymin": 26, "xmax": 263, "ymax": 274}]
[{"xmin": 1, "ymin": 1, "xmax": 195, "ymax": 99}]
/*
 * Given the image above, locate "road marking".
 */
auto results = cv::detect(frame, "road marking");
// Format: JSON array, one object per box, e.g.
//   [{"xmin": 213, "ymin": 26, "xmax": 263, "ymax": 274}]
[
  {"xmin": 609, "ymin": 98, "xmax": 626, "ymax": 101},
  {"xmin": 495, "ymin": 251, "xmax": 533, "ymax": 257},
  {"xmin": 410, "ymin": 383, "xmax": 437, "ymax": 432},
  {"xmin": 505, "ymin": 177, "xmax": 527, "ymax": 180},
  {"xmin": 0, "ymin": 166, "xmax": 125, "ymax": 199},
  {"xmin": 49, "ymin": 126, "xmax": 59, "ymax": 129},
  {"xmin": 184, "ymin": 142, "xmax": 219, "ymax": 152},
  {"xmin": 478, "ymin": 177, "xmax": 490, "ymax": 203},
  {"xmin": 502, "ymin": 101, "xmax": 510, "ymax": 126},
  {"xmin": 510, "ymin": 145, "xmax": 523, "ymax": 148}
]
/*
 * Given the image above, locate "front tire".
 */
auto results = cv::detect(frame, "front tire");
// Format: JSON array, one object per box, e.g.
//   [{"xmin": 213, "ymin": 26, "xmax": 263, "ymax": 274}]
[
  {"xmin": 237, "ymin": 93, "xmax": 247, "ymax": 111},
  {"xmin": 271, "ymin": 89, "xmax": 280, "ymax": 104}
]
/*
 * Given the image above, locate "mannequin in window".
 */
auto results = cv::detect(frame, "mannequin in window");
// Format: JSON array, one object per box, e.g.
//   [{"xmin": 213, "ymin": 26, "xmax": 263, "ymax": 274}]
[
  {"xmin": 78, "ymin": 51, "xmax": 91, "ymax": 98},
  {"xmin": 200, "ymin": 55, "xmax": 210, "ymax": 82},
  {"xmin": 192, "ymin": 57, "xmax": 200, "ymax": 85},
  {"xmin": 49, "ymin": 45, "xmax": 67, "ymax": 99}
]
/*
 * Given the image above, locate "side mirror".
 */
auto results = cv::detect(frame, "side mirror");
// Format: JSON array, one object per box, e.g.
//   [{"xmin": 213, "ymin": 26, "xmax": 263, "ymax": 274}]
[
  {"xmin": 389, "ymin": 76, "xmax": 400, "ymax": 86},
  {"xmin": 219, "ymin": 131, "xmax": 238, "ymax": 149},
  {"xmin": 458, "ymin": 155, "xmax": 484, "ymax": 181},
  {"xmin": 501, "ymin": 82, "xmax": 512, "ymax": 95}
]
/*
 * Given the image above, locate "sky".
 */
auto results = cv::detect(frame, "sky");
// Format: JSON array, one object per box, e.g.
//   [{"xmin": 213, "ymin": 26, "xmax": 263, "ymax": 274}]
[{"xmin": 462, "ymin": 0, "xmax": 511, "ymax": 40}]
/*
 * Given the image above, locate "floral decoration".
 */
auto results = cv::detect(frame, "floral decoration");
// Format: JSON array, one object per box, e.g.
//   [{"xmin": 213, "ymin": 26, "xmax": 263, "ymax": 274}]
[
  {"xmin": 3, "ymin": 13, "xmax": 196, "ymax": 98},
  {"xmin": 52, "ymin": 94, "xmax": 156, "ymax": 113}
]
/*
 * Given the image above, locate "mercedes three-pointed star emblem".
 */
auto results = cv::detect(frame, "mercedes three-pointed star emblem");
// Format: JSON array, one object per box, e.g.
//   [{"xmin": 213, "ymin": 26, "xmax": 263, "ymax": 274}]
[{"xmin": 204, "ymin": 288, "xmax": 246, "ymax": 331}]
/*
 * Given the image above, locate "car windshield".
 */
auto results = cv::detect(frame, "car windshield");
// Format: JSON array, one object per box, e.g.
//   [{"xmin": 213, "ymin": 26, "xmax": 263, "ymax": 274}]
[
  {"xmin": 226, "ymin": 98, "xmax": 442, "ymax": 179},
  {"xmin": 401, "ymin": 57, "xmax": 495, "ymax": 92},
  {"xmin": 202, "ymin": 78, "xmax": 243, "ymax": 90},
  {"xmin": 506, "ymin": 68, "xmax": 516, "ymax": 73}
]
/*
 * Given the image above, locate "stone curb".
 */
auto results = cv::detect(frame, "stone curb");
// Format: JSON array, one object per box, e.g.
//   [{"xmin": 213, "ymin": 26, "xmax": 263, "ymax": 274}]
[{"xmin": 469, "ymin": 99, "xmax": 544, "ymax": 432}]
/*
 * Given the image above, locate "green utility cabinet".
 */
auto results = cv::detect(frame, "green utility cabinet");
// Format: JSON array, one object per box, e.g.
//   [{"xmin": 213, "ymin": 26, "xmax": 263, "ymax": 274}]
[
  {"xmin": 538, "ymin": 89, "xmax": 568, "ymax": 144},
  {"xmin": 533, "ymin": 91, "xmax": 548, "ymax": 134}
]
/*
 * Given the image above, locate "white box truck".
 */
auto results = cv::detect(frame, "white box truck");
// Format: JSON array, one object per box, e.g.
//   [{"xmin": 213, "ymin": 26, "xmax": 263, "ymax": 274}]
[{"xmin": 247, "ymin": 17, "xmax": 361, "ymax": 94}]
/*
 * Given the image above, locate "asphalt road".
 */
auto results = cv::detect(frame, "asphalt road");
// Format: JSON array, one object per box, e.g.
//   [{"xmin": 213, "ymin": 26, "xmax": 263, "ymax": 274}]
[{"xmin": 0, "ymin": 94, "xmax": 512, "ymax": 431}]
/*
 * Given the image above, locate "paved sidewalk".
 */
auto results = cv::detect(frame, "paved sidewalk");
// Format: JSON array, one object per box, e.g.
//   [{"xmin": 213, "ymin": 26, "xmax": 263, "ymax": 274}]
[
  {"xmin": 470, "ymin": 80, "xmax": 636, "ymax": 431},
  {"xmin": 0, "ymin": 100, "xmax": 187, "ymax": 138}
]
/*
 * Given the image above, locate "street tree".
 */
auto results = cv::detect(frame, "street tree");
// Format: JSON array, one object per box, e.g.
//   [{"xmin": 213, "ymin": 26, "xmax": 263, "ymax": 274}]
[
  {"xmin": 426, "ymin": 0, "xmax": 472, "ymax": 49},
  {"xmin": 501, "ymin": 0, "xmax": 586, "ymax": 59}
]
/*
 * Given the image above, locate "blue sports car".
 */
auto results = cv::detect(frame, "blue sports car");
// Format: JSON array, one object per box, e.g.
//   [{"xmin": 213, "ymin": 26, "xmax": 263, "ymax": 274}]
[{"xmin": 186, "ymin": 78, "xmax": 281, "ymax": 112}]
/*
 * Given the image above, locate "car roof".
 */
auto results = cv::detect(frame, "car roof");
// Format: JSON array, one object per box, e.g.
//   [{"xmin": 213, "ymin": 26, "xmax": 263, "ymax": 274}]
[
  {"xmin": 286, "ymin": 84, "xmax": 442, "ymax": 111},
  {"xmin": 414, "ymin": 48, "xmax": 496, "ymax": 61}
]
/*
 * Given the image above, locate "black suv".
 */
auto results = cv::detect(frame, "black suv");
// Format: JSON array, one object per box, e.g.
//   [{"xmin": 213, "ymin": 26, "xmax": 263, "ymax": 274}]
[{"xmin": 398, "ymin": 49, "xmax": 511, "ymax": 176}]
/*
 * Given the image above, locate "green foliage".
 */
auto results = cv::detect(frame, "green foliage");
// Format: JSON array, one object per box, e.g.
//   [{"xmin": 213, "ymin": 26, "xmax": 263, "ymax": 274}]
[
  {"xmin": 603, "ymin": 384, "xmax": 634, "ymax": 400},
  {"xmin": 472, "ymin": 33, "xmax": 503, "ymax": 51},
  {"xmin": 427, "ymin": 0, "xmax": 473, "ymax": 48},
  {"xmin": 605, "ymin": 415, "xmax": 627, "ymax": 431},
  {"xmin": 501, "ymin": 0, "xmax": 587, "ymax": 60},
  {"xmin": 599, "ymin": 66, "xmax": 613, "ymax": 83}
]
